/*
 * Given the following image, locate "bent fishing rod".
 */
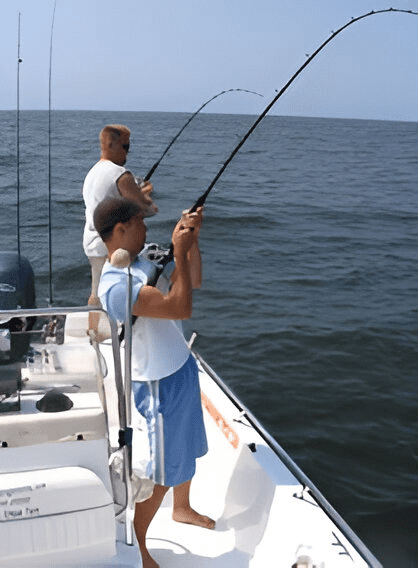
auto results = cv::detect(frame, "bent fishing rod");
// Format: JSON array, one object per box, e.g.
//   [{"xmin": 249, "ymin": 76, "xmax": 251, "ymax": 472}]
[
  {"xmin": 188, "ymin": 7, "xmax": 418, "ymax": 214},
  {"xmin": 143, "ymin": 88, "xmax": 263, "ymax": 181},
  {"xmin": 148, "ymin": 7, "xmax": 418, "ymax": 281}
]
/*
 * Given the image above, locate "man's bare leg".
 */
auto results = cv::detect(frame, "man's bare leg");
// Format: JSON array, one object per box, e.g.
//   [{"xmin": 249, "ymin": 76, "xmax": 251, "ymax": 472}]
[
  {"xmin": 172, "ymin": 480, "xmax": 215, "ymax": 529},
  {"xmin": 87, "ymin": 295, "xmax": 101, "ymax": 335},
  {"xmin": 87, "ymin": 256, "xmax": 107, "ymax": 338},
  {"xmin": 133, "ymin": 484, "xmax": 169, "ymax": 568}
]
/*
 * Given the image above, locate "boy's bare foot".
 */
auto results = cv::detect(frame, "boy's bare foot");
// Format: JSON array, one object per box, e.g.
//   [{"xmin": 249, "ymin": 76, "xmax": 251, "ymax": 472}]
[{"xmin": 173, "ymin": 507, "xmax": 216, "ymax": 529}]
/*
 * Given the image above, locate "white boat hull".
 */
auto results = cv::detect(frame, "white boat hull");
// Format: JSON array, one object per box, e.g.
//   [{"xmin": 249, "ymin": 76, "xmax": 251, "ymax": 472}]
[{"xmin": 0, "ymin": 309, "xmax": 382, "ymax": 568}]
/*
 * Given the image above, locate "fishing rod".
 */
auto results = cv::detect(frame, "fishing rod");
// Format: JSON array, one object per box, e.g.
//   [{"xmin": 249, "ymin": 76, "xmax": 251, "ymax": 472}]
[
  {"xmin": 48, "ymin": 0, "xmax": 57, "ymax": 305},
  {"xmin": 16, "ymin": 13, "xmax": 22, "ymax": 260},
  {"xmin": 143, "ymin": 88, "xmax": 263, "ymax": 181},
  {"xmin": 188, "ymin": 7, "xmax": 418, "ymax": 214},
  {"xmin": 148, "ymin": 7, "xmax": 418, "ymax": 281}
]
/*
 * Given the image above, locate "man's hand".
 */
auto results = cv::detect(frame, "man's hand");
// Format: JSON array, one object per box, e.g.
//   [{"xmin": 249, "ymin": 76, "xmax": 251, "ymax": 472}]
[
  {"xmin": 118, "ymin": 173, "xmax": 158, "ymax": 216},
  {"xmin": 137, "ymin": 179, "xmax": 154, "ymax": 200}
]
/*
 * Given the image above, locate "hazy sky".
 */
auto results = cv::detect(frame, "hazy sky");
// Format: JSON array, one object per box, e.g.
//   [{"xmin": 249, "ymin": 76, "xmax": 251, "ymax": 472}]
[{"xmin": 2, "ymin": 0, "xmax": 418, "ymax": 121}]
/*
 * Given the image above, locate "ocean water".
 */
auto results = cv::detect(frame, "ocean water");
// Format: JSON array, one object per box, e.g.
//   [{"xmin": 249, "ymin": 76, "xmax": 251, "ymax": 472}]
[{"xmin": 1, "ymin": 110, "xmax": 418, "ymax": 565}]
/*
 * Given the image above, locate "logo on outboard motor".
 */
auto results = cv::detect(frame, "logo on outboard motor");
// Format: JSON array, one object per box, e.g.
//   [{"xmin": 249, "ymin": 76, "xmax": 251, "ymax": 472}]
[{"xmin": 0, "ymin": 284, "xmax": 16, "ymax": 293}]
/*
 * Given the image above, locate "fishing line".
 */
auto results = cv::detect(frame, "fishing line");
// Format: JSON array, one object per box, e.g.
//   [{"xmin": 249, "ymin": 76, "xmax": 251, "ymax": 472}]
[
  {"xmin": 48, "ymin": 0, "xmax": 57, "ymax": 305},
  {"xmin": 149, "ymin": 8, "xmax": 418, "ymax": 279},
  {"xmin": 143, "ymin": 88, "xmax": 263, "ymax": 181},
  {"xmin": 16, "ymin": 13, "xmax": 22, "ymax": 261},
  {"xmin": 188, "ymin": 7, "xmax": 418, "ymax": 213}
]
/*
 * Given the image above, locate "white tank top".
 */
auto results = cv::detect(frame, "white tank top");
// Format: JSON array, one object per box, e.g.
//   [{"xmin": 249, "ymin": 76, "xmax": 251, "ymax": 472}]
[{"xmin": 83, "ymin": 160, "xmax": 128, "ymax": 257}]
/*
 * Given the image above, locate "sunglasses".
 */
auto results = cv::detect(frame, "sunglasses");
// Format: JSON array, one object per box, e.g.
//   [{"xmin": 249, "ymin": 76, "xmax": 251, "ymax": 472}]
[{"xmin": 122, "ymin": 143, "xmax": 130, "ymax": 152}]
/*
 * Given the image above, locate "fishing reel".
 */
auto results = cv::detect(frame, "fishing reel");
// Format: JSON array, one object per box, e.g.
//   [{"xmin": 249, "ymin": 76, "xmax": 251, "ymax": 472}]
[{"xmin": 139, "ymin": 243, "xmax": 175, "ymax": 291}]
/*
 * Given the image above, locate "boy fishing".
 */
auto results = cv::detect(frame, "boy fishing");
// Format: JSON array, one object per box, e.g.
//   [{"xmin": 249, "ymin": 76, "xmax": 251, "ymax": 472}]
[{"xmin": 94, "ymin": 196, "xmax": 214, "ymax": 568}]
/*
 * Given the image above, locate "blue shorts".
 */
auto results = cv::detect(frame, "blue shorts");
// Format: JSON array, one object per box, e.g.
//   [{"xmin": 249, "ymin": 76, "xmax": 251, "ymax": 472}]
[{"xmin": 132, "ymin": 355, "xmax": 208, "ymax": 487}]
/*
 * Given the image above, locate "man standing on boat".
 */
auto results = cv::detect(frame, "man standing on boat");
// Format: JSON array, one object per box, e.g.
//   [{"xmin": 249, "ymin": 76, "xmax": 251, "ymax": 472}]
[
  {"xmin": 82, "ymin": 125, "xmax": 158, "ymax": 315},
  {"xmin": 94, "ymin": 196, "xmax": 215, "ymax": 568}
]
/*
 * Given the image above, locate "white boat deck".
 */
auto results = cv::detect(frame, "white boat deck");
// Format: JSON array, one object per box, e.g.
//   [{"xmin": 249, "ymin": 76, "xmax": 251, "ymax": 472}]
[{"xmin": 144, "ymin": 364, "xmax": 369, "ymax": 568}]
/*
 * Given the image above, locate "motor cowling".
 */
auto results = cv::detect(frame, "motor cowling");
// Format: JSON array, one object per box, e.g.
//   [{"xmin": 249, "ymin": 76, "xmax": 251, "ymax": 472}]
[{"xmin": 0, "ymin": 252, "xmax": 36, "ymax": 361}]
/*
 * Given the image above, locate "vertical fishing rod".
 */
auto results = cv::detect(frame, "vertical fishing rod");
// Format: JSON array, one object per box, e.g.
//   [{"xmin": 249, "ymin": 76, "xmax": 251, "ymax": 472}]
[
  {"xmin": 16, "ymin": 13, "xmax": 22, "ymax": 260},
  {"xmin": 143, "ymin": 88, "xmax": 263, "ymax": 181},
  {"xmin": 48, "ymin": 0, "xmax": 57, "ymax": 305}
]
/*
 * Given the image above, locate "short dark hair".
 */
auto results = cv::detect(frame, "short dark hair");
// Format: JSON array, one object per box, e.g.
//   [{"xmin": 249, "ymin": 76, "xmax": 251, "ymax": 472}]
[{"xmin": 93, "ymin": 197, "xmax": 141, "ymax": 242}]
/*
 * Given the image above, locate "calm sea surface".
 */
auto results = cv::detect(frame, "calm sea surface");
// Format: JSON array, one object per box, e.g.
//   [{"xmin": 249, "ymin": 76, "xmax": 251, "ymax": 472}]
[{"xmin": 1, "ymin": 110, "xmax": 418, "ymax": 564}]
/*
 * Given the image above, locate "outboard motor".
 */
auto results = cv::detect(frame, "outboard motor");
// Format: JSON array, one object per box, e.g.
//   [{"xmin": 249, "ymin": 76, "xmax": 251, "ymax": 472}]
[{"xmin": 0, "ymin": 252, "xmax": 36, "ymax": 362}]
